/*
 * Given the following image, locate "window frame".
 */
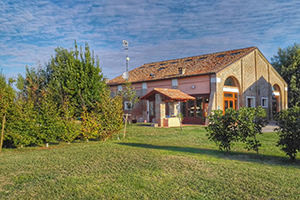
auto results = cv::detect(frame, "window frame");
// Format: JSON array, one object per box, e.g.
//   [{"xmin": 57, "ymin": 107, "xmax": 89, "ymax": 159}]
[
  {"xmin": 124, "ymin": 101, "xmax": 133, "ymax": 110},
  {"xmin": 261, "ymin": 97, "xmax": 268, "ymax": 108},
  {"xmin": 246, "ymin": 96, "xmax": 255, "ymax": 108}
]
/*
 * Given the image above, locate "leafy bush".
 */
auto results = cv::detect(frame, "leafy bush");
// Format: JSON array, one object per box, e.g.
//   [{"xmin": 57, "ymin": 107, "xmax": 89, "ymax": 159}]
[
  {"xmin": 206, "ymin": 107, "xmax": 268, "ymax": 153},
  {"xmin": 275, "ymin": 106, "xmax": 300, "ymax": 160},
  {"xmin": 238, "ymin": 107, "xmax": 268, "ymax": 154},
  {"xmin": 6, "ymin": 98, "xmax": 38, "ymax": 148},
  {"xmin": 60, "ymin": 101, "xmax": 81, "ymax": 143},
  {"xmin": 206, "ymin": 109, "xmax": 239, "ymax": 152},
  {"xmin": 80, "ymin": 91, "xmax": 123, "ymax": 141}
]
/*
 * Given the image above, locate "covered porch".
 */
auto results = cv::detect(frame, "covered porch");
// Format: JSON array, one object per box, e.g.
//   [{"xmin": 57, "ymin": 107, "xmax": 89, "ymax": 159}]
[{"xmin": 140, "ymin": 88, "xmax": 195, "ymax": 127}]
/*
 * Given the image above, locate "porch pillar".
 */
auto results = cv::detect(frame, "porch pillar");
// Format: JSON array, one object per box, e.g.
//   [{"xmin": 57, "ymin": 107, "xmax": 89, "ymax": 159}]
[
  {"xmin": 169, "ymin": 101, "xmax": 179, "ymax": 117},
  {"xmin": 155, "ymin": 93, "xmax": 165, "ymax": 126}
]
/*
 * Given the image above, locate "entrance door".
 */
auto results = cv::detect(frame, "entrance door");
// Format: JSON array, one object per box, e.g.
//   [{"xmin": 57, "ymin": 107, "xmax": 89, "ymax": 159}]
[
  {"xmin": 272, "ymin": 96, "xmax": 279, "ymax": 119},
  {"xmin": 181, "ymin": 96, "xmax": 209, "ymax": 124},
  {"xmin": 223, "ymin": 92, "xmax": 238, "ymax": 114}
]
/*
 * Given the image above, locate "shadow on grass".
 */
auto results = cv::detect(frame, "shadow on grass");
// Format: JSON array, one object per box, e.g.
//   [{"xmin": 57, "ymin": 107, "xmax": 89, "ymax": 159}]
[{"xmin": 117, "ymin": 142, "xmax": 300, "ymax": 167}]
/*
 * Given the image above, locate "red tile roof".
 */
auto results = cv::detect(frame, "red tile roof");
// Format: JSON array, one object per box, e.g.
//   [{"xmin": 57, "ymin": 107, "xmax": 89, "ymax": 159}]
[
  {"xmin": 140, "ymin": 88, "xmax": 196, "ymax": 102},
  {"xmin": 108, "ymin": 47, "xmax": 256, "ymax": 85}
]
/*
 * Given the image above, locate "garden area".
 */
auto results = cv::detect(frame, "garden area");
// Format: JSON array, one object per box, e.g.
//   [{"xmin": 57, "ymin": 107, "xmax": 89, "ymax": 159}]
[{"xmin": 0, "ymin": 124, "xmax": 299, "ymax": 199}]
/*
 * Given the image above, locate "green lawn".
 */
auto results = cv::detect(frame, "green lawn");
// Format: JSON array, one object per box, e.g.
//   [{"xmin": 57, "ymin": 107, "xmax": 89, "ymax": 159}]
[{"xmin": 0, "ymin": 124, "xmax": 299, "ymax": 199}]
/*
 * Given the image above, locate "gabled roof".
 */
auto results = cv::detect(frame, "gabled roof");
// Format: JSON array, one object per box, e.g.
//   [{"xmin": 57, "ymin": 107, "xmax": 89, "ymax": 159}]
[
  {"xmin": 140, "ymin": 88, "xmax": 196, "ymax": 102},
  {"xmin": 108, "ymin": 47, "xmax": 256, "ymax": 85}
]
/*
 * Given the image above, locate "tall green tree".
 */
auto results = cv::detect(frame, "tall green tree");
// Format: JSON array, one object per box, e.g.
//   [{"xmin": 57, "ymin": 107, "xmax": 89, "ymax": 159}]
[
  {"xmin": 0, "ymin": 74, "xmax": 15, "ymax": 152},
  {"xmin": 275, "ymin": 106, "xmax": 300, "ymax": 161},
  {"xmin": 271, "ymin": 43, "xmax": 300, "ymax": 107},
  {"xmin": 47, "ymin": 41, "xmax": 107, "ymax": 116}
]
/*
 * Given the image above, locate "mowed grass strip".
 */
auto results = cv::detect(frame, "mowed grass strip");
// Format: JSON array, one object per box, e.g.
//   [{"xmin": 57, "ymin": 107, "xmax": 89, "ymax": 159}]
[{"xmin": 0, "ymin": 124, "xmax": 299, "ymax": 199}]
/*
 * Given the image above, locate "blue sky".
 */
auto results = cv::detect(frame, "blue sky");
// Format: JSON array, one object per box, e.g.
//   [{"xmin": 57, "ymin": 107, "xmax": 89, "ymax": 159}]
[{"xmin": 1, "ymin": 0, "xmax": 300, "ymax": 79}]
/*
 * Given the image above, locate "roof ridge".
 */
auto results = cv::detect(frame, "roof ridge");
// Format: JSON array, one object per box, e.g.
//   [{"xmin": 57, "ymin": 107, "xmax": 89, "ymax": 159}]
[
  {"xmin": 108, "ymin": 46, "xmax": 258, "ymax": 85},
  {"xmin": 144, "ymin": 46, "xmax": 256, "ymax": 65}
]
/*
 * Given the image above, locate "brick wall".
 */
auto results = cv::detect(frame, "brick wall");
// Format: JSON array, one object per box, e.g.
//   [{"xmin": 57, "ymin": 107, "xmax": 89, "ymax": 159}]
[{"xmin": 215, "ymin": 49, "xmax": 287, "ymax": 119}]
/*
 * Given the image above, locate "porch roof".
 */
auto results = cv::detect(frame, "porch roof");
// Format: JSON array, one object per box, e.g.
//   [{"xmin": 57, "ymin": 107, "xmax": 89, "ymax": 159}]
[{"xmin": 140, "ymin": 88, "xmax": 196, "ymax": 102}]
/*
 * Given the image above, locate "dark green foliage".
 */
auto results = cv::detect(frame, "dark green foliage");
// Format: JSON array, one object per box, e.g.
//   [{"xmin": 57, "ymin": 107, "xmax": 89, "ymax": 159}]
[
  {"xmin": 6, "ymin": 98, "xmax": 38, "ymax": 148},
  {"xmin": 59, "ymin": 100, "xmax": 81, "ymax": 143},
  {"xmin": 206, "ymin": 109, "xmax": 239, "ymax": 152},
  {"xmin": 1, "ymin": 41, "xmax": 123, "ymax": 149},
  {"xmin": 97, "ymin": 91, "xmax": 123, "ymax": 139},
  {"xmin": 47, "ymin": 41, "xmax": 107, "ymax": 116},
  {"xmin": 80, "ymin": 90, "xmax": 123, "ymax": 141},
  {"xmin": 238, "ymin": 107, "xmax": 268, "ymax": 154},
  {"xmin": 275, "ymin": 106, "xmax": 300, "ymax": 160},
  {"xmin": 206, "ymin": 107, "xmax": 268, "ymax": 154},
  {"xmin": 271, "ymin": 43, "xmax": 300, "ymax": 107},
  {"xmin": 0, "ymin": 74, "xmax": 15, "ymax": 151},
  {"xmin": 35, "ymin": 92, "xmax": 64, "ymax": 145}
]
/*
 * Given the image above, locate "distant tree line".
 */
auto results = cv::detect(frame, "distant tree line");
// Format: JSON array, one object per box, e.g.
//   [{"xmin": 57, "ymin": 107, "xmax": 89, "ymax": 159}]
[{"xmin": 0, "ymin": 41, "xmax": 123, "ymax": 151}]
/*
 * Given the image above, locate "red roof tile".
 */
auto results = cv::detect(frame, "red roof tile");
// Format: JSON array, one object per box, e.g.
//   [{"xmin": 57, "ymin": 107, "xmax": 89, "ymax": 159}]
[
  {"xmin": 108, "ymin": 47, "xmax": 256, "ymax": 85},
  {"xmin": 140, "ymin": 88, "xmax": 196, "ymax": 102}
]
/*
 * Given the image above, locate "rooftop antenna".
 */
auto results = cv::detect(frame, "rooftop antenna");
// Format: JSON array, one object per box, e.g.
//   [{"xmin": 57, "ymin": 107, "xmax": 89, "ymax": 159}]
[{"xmin": 122, "ymin": 40, "xmax": 129, "ymax": 80}]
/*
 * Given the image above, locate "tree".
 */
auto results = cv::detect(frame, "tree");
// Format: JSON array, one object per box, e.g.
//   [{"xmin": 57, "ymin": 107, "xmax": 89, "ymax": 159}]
[
  {"xmin": 47, "ymin": 41, "xmax": 107, "ymax": 116},
  {"xmin": 0, "ymin": 74, "xmax": 15, "ymax": 152},
  {"xmin": 275, "ymin": 106, "xmax": 300, "ymax": 161},
  {"xmin": 271, "ymin": 43, "xmax": 300, "ymax": 107},
  {"xmin": 5, "ymin": 97, "xmax": 38, "ymax": 148},
  {"xmin": 238, "ymin": 106, "xmax": 268, "ymax": 155},
  {"xmin": 206, "ymin": 107, "xmax": 267, "ymax": 154},
  {"xmin": 206, "ymin": 109, "xmax": 240, "ymax": 152},
  {"xmin": 119, "ymin": 82, "xmax": 139, "ymax": 110},
  {"xmin": 80, "ymin": 89, "xmax": 123, "ymax": 141}
]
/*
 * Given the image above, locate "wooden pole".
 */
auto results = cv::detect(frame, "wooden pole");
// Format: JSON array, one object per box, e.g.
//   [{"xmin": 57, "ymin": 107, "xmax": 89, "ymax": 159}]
[
  {"xmin": 0, "ymin": 114, "xmax": 6, "ymax": 153},
  {"xmin": 123, "ymin": 113, "xmax": 128, "ymax": 139}
]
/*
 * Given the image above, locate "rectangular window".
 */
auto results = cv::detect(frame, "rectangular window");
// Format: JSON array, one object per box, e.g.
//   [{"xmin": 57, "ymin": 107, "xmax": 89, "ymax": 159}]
[
  {"xmin": 142, "ymin": 82, "xmax": 147, "ymax": 89},
  {"xmin": 246, "ymin": 96, "xmax": 255, "ymax": 108},
  {"xmin": 118, "ymin": 85, "xmax": 122, "ymax": 91},
  {"xmin": 196, "ymin": 97, "xmax": 203, "ymax": 117},
  {"xmin": 165, "ymin": 102, "xmax": 170, "ymax": 117},
  {"xmin": 172, "ymin": 79, "xmax": 178, "ymax": 87},
  {"xmin": 124, "ymin": 101, "xmax": 132, "ymax": 110},
  {"xmin": 261, "ymin": 97, "xmax": 268, "ymax": 108},
  {"xmin": 181, "ymin": 102, "xmax": 186, "ymax": 117},
  {"xmin": 188, "ymin": 100, "xmax": 194, "ymax": 117}
]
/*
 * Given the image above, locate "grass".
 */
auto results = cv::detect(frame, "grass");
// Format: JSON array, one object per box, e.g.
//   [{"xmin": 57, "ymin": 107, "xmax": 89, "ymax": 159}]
[{"xmin": 0, "ymin": 124, "xmax": 300, "ymax": 199}]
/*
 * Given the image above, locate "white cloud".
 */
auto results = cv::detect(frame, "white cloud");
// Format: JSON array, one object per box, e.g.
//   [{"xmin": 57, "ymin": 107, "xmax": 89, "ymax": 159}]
[{"xmin": 1, "ymin": 0, "xmax": 300, "ymax": 79}]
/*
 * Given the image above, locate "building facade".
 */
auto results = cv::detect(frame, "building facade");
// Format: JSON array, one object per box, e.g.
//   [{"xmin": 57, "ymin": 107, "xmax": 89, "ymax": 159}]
[{"xmin": 108, "ymin": 47, "xmax": 288, "ymax": 126}]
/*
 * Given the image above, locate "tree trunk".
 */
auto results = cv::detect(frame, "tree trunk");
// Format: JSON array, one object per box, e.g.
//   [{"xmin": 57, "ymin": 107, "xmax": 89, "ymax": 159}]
[{"xmin": 0, "ymin": 114, "xmax": 6, "ymax": 153}]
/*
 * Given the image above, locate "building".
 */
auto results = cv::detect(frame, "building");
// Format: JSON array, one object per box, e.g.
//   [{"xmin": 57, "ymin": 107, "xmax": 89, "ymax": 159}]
[{"xmin": 108, "ymin": 47, "xmax": 288, "ymax": 126}]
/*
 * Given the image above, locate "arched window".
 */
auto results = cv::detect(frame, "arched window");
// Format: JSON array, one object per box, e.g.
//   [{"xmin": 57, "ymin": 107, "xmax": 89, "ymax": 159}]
[
  {"xmin": 223, "ymin": 77, "xmax": 239, "ymax": 114},
  {"xmin": 224, "ymin": 77, "xmax": 236, "ymax": 86}
]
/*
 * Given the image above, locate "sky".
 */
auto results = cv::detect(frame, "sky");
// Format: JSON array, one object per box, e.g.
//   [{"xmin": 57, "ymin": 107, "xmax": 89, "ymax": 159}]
[{"xmin": 1, "ymin": 0, "xmax": 300, "ymax": 80}]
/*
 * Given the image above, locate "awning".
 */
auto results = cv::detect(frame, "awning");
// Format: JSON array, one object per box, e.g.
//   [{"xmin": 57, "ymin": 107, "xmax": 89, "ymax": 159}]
[{"xmin": 140, "ymin": 88, "xmax": 196, "ymax": 102}]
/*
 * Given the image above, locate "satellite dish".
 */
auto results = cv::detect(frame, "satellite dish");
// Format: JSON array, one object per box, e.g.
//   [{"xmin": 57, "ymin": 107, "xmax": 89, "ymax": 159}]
[
  {"xmin": 123, "ymin": 40, "xmax": 129, "ymax": 47},
  {"xmin": 122, "ymin": 71, "xmax": 129, "ymax": 80}
]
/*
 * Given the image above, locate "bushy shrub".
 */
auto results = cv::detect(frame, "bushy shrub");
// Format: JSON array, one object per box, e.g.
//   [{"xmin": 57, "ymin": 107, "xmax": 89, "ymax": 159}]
[
  {"xmin": 60, "ymin": 101, "xmax": 81, "ymax": 143},
  {"xmin": 6, "ymin": 98, "xmax": 38, "ymax": 148},
  {"xmin": 206, "ymin": 107, "xmax": 268, "ymax": 153},
  {"xmin": 275, "ymin": 106, "xmax": 300, "ymax": 160},
  {"xmin": 238, "ymin": 107, "xmax": 268, "ymax": 154},
  {"xmin": 80, "ymin": 91, "xmax": 123, "ymax": 141},
  {"xmin": 206, "ymin": 109, "xmax": 239, "ymax": 152}
]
